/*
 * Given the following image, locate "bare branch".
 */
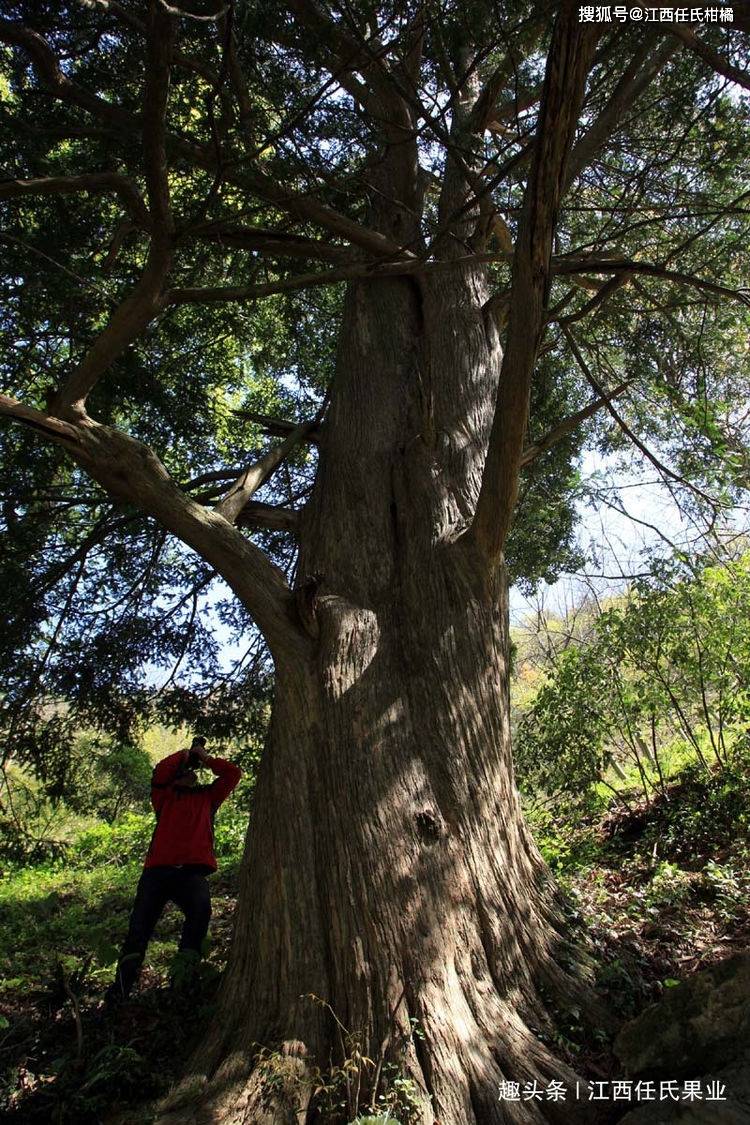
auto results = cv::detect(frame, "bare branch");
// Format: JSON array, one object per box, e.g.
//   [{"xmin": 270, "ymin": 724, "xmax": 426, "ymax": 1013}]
[
  {"xmin": 237, "ymin": 501, "xmax": 300, "ymax": 534},
  {"xmin": 470, "ymin": 5, "xmax": 600, "ymax": 564},
  {"xmin": 158, "ymin": 0, "xmax": 228, "ymax": 20},
  {"xmin": 216, "ymin": 420, "xmax": 318, "ymax": 524},
  {"xmin": 233, "ymin": 410, "xmax": 321, "ymax": 444}
]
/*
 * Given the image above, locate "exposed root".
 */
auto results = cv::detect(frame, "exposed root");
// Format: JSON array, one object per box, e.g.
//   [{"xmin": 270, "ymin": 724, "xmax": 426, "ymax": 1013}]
[{"xmin": 156, "ymin": 1040, "xmax": 314, "ymax": 1125}]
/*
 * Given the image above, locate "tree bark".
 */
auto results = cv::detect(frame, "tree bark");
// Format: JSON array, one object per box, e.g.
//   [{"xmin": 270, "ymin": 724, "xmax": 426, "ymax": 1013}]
[{"xmin": 158, "ymin": 269, "xmax": 599, "ymax": 1124}]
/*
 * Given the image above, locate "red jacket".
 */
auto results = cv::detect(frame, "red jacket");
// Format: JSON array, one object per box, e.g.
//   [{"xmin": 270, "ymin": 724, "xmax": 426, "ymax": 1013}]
[{"xmin": 143, "ymin": 751, "xmax": 241, "ymax": 872}]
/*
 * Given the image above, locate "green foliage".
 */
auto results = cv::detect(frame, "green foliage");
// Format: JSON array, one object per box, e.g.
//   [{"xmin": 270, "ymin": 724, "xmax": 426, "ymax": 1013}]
[
  {"xmin": 703, "ymin": 859, "xmax": 749, "ymax": 923},
  {"xmin": 56, "ymin": 735, "xmax": 152, "ymax": 821},
  {"xmin": 1, "ymin": 0, "xmax": 748, "ymax": 792},
  {"xmin": 71, "ymin": 810, "xmax": 154, "ymax": 868},
  {"xmin": 645, "ymin": 861, "xmax": 694, "ymax": 910},
  {"xmin": 515, "ymin": 551, "xmax": 750, "ymax": 810},
  {"xmin": 637, "ymin": 751, "xmax": 750, "ymax": 862},
  {"xmin": 1, "ymin": 718, "xmax": 260, "ymax": 870}
]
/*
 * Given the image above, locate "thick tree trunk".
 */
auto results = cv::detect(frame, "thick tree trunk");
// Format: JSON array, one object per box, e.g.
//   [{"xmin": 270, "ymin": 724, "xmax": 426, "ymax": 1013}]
[{"xmin": 158, "ymin": 271, "xmax": 599, "ymax": 1124}]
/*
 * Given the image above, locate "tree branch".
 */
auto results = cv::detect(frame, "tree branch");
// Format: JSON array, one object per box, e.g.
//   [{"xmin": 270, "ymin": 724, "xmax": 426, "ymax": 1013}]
[
  {"xmin": 551, "ymin": 272, "xmax": 633, "ymax": 327},
  {"xmin": 0, "ymin": 394, "xmax": 82, "ymax": 444},
  {"xmin": 561, "ymin": 325, "xmax": 716, "ymax": 507},
  {"xmin": 565, "ymin": 38, "xmax": 678, "ymax": 189},
  {"xmin": 520, "ymin": 379, "xmax": 634, "ymax": 468},
  {"xmin": 168, "ymin": 252, "xmax": 516, "ymax": 304},
  {"xmin": 142, "ymin": 0, "xmax": 175, "ymax": 242},
  {"xmin": 552, "ymin": 256, "xmax": 750, "ymax": 305},
  {"xmin": 671, "ymin": 25, "xmax": 750, "ymax": 92},
  {"xmin": 215, "ymin": 420, "xmax": 317, "ymax": 524},
  {"xmin": 0, "ymin": 173, "xmax": 151, "ymax": 228},
  {"xmin": 189, "ymin": 222, "xmax": 353, "ymax": 263},
  {"xmin": 232, "ymin": 410, "xmax": 321, "ymax": 443},
  {"xmin": 0, "ymin": 395, "xmax": 307, "ymax": 662},
  {"xmin": 237, "ymin": 501, "xmax": 300, "ymax": 534},
  {"xmin": 48, "ymin": 1, "xmax": 176, "ymax": 415},
  {"xmin": 0, "ymin": 19, "xmax": 136, "ymax": 130},
  {"xmin": 470, "ymin": 4, "xmax": 600, "ymax": 564},
  {"xmin": 167, "ymin": 261, "xmax": 413, "ymax": 303},
  {"xmin": 0, "ymin": 18, "xmax": 413, "ymax": 262}
]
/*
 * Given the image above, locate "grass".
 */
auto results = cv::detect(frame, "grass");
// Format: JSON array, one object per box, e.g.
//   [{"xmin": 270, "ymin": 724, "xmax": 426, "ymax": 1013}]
[
  {"xmin": 2, "ymin": 750, "xmax": 748, "ymax": 1122},
  {"xmin": 0, "ymin": 814, "xmax": 242, "ymax": 1123},
  {"xmin": 530, "ymin": 749, "xmax": 750, "ymax": 1039}
]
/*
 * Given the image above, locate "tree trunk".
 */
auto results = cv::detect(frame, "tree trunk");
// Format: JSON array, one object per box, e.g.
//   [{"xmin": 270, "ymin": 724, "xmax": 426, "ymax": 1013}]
[{"xmin": 158, "ymin": 270, "xmax": 599, "ymax": 1125}]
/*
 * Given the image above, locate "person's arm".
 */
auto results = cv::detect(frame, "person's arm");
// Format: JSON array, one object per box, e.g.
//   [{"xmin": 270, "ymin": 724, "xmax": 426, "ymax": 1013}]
[
  {"xmin": 203, "ymin": 754, "xmax": 242, "ymax": 810},
  {"xmin": 150, "ymin": 750, "xmax": 188, "ymax": 814}
]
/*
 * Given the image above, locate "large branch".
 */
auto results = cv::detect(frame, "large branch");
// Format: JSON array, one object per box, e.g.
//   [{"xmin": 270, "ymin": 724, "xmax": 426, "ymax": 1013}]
[
  {"xmin": 520, "ymin": 379, "xmax": 633, "ymax": 468},
  {"xmin": 215, "ymin": 421, "xmax": 318, "ymax": 524},
  {"xmin": 48, "ymin": 249, "xmax": 170, "ymax": 415},
  {"xmin": 237, "ymin": 501, "xmax": 300, "ymax": 534},
  {"xmin": 142, "ymin": 0, "xmax": 175, "ymax": 242},
  {"xmin": 671, "ymin": 25, "xmax": 750, "ymax": 92},
  {"xmin": 46, "ymin": 1, "xmax": 176, "ymax": 415},
  {"xmin": 0, "ymin": 394, "xmax": 307, "ymax": 662},
  {"xmin": 469, "ymin": 4, "xmax": 600, "ymax": 564},
  {"xmin": 0, "ymin": 173, "xmax": 150, "ymax": 228},
  {"xmin": 565, "ymin": 37, "xmax": 678, "ymax": 189}
]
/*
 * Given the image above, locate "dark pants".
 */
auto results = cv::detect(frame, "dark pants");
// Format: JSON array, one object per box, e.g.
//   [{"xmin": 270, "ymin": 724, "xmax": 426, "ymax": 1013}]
[{"xmin": 111, "ymin": 866, "xmax": 211, "ymax": 998}]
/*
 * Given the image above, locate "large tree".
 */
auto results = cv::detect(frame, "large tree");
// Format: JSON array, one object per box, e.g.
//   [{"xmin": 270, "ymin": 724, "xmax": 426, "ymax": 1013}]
[{"xmin": 2, "ymin": 1, "xmax": 749, "ymax": 1121}]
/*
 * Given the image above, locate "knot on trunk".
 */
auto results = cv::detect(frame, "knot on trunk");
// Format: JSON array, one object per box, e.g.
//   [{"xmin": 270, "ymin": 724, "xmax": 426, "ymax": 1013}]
[
  {"xmin": 293, "ymin": 572, "xmax": 324, "ymax": 638},
  {"xmin": 415, "ymin": 809, "xmax": 443, "ymax": 844}
]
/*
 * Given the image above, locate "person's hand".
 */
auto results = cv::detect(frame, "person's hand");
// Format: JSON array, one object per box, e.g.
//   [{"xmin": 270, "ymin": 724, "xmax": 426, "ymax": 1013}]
[{"xmin": 191, "ymin": 744, "xmax": 210, "ymax": 763}]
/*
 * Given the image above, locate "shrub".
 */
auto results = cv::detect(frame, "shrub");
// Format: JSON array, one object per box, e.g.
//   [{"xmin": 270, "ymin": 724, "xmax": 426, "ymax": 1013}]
[
  {"xmin": 645, "ymin": 861, "xmax": 694, "ymax": 909},
  {"xmin": 70, "ymin": 811, "xmax": 154, "ymax": 867}
]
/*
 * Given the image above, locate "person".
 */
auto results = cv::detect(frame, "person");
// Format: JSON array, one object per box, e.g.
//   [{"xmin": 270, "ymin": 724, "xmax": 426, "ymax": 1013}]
[{"xmin": 105, "ymin": 736, "xmax": 241, "ymax": 1004}]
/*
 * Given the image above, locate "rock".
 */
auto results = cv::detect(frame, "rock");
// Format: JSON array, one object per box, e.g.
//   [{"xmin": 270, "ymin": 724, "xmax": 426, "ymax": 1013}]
[
  {"xmin": 616, "ymin": 1051, "xmax": 750, "ymax": 1123},
  {"xmin": 614, "ymin": 954, "xmax": 750, "ymax": 1079}
]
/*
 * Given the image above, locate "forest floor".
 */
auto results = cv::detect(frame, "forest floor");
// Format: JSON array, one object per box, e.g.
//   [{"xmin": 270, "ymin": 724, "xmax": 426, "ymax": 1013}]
[{"xmin": 1, "ymin": 775, "xmax": 749, "ymax": 1124}]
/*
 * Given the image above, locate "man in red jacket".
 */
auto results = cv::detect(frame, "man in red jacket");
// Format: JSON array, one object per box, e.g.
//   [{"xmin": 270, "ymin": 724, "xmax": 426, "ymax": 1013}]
[{"xmin": 106, "ymin": 737, "xmax": 241, "ymax": 1002}]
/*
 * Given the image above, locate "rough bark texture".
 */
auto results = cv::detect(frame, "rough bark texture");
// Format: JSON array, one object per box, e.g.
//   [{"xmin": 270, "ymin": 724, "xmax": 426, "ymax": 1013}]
[{"xmin": 158, "ymin": 269, "xmax": 598, "ymax": 1125}]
